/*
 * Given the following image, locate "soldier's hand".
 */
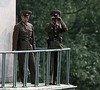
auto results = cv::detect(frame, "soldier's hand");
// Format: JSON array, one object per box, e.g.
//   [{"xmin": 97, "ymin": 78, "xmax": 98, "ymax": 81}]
[{"xmin": 57, "ymin": 16, "xmax": 62, "ymax": 22}]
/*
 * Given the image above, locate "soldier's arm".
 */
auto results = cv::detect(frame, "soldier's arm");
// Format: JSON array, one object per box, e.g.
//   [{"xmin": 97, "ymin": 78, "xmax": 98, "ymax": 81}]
[
  {"xmin": 32, "ymin": 25, "xmax": 36, "ymax": 50},
  {"xmin": 45, "ymin": 23, "xmax": 52, "ymax": 33},
  {"xmin": 57, "ymin": 16, "xmax": 68, "ymax": 32},
  {"xmin": 12, "ymin": 25, "xmax": 19, "ymax": 51},
  {"xmin": 60, "ymin": 20, "xmax": 68, "ymax": 32}
]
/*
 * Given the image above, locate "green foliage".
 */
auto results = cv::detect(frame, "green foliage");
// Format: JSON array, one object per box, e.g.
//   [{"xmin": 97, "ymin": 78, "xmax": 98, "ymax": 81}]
[
  {"xmin": 16, "ymin": 0, "xmax": 100, "ymax": 90},
  {"xmin": 69, "ymin": 33, "xmax": 100, "ymax": 90}
]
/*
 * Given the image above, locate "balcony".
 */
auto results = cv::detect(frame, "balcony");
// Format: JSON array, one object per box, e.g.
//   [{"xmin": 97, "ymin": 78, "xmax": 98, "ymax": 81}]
[{"xmin": 0, "ymin": 48, "xmax": 77, "ymax": 90}]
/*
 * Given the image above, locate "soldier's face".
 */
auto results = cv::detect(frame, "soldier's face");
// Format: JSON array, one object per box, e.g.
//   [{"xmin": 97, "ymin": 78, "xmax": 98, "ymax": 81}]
[
  {"xmin": 21, "ymin": 15, "xmax": 30, "ymax": 22},
  {"xmin": 51, "ymin": 13, "xmax": 60, "ymax": 24}
]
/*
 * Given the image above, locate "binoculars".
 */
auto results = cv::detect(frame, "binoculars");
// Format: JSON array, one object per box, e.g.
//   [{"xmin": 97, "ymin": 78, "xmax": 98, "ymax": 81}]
[{"xmin": 52, "ymin": 14, "xmax": 60, "ymax": 21}]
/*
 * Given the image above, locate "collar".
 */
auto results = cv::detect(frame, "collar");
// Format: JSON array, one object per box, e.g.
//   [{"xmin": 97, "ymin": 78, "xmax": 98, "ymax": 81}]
[{"xmin": 21, "ymin": 21, "xmax": 28, "ymax": 26}]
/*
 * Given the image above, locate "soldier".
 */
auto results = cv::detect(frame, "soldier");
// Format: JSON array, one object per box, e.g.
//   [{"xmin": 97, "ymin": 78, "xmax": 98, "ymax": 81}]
[
  {"xmin": 12, "ymin": 10, "xmax": 36, "ymax": 84},
  {"xmin": 45, "ymin": 10, "xmax": 68, "ymax": 85}
]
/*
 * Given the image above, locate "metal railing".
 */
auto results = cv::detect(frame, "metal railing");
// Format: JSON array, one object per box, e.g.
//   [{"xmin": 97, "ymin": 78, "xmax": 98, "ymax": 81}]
[{"xmin": 0, "ymin": 48, "xmax": 70, "ymax": 88}]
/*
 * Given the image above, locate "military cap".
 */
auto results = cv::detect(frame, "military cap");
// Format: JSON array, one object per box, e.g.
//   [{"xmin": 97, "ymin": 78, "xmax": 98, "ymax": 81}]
[
  {"xmin": 50, "ymin": 10, "xmax": 61, "ymax": 16},
  {"xmin": 20, "ymin": 10, "xmax": 32, "ymax": 16}
]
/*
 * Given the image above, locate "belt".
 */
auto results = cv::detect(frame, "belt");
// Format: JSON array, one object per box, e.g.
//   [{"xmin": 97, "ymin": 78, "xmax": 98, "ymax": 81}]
[
  {"xmin": 49, "ymin": 38, "xmax": 59, "ymax": 41},
  {"xmin": 20, "ymin": 38, "xmax": 29, "ymax": 41}
]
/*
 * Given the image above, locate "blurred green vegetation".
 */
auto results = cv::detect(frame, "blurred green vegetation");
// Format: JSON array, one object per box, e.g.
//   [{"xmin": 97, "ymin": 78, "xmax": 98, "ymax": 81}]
[{"xmin": 16, "ymin": 0, "xmax": 100, "ymax": 90}]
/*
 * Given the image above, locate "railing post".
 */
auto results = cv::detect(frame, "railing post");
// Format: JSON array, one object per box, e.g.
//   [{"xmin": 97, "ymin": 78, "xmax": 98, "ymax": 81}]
[
  {"xmin": 66, "ymin": 50, "xmax": 70, "ymax": 85},
  {"xmin": 23, "ymin": 52, "xmax": 29, "ymax": 87},
  {"xmin": 43, "ymin": 52, "xmax": 46, "ymax": 83},
  {"xmin": 57, "ymin": 51, "xmax": 61, "ymax": 85},
  {"xmin": 1, "ymin": 53, "xmax": 6, "ymax": 88},
  {"xmin": 45, "ymin": 52, "xmax": 50, "ymax": 86},
  {"xmin": 35, "ymin": 52, "xmax": 40, "ymax": 87},
  {"xmin": 0, "ymin": 48, "xmax": 71, "ymax": 88},
  {"xmin": 13, "ymin": 53, "xmax": 18, "ymax": 88}
]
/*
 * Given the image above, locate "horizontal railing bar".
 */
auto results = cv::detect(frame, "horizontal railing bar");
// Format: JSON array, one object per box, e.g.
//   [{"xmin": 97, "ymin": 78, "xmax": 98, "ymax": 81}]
[
  {"xmin": 0, "ymin": 48, "xmax": 71, "ymax": 88},
  {"xmin": 0, "ymin": 48, "xmax": 71, "ymax": 54}
]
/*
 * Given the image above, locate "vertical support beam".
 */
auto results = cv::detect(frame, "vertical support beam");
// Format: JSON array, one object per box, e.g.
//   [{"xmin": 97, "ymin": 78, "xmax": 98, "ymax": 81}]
[
  {"xmin": 43, "ymin": 52, "xmax": 46, "ymax": 83},
  {"xmin": 66, "ymin": 50, "xmax": 70, "ymax": 85},
  {"xmin": 0, "ymin": 0, "xmax": 16, "ymax": 83},
  {"xmin": 23, "ymin": 52, "xmax": 29, "ymax": 87},
  {"xmin": 45, "ymin": 52, "xmax": 50, "ymax": 86},
  {"xmin": 35, "ymin": 52, "xmax": 40, "ymax": 87},
  {"xmin": 13, "ymin": 53, "xmax": 18, "ymax": 88},
  {"xmin": 57, "ymin": 51, "xmax": 61, "ymax": 85},
  {"xmin": 1, "ymin": 53, "xmax": 6, "ymax": 88}
]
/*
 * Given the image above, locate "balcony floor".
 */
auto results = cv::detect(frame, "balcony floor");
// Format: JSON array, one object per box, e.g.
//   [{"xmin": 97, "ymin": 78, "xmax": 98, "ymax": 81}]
[{"xmin": 0, "ymin": 83, "xmax": 77, "ymax": 90}]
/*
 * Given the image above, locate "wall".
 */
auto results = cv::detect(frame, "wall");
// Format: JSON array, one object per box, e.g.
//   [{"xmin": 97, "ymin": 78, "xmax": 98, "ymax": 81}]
[{"xmin": 0, "ymin": 0, "xmax": 16, "ymax": 82}]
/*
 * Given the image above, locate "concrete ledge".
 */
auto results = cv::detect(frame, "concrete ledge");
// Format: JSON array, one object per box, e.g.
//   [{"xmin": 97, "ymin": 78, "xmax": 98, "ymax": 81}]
[{"xmin": 0, "ymin": 83, "xmax": 77, "ymax": 90}]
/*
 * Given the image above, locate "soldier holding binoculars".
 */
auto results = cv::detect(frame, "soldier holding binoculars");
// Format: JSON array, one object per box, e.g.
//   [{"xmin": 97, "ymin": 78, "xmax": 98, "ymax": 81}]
[{"xmin": 45, "ymin": 10, "xmax": 68, "ymax": 85}]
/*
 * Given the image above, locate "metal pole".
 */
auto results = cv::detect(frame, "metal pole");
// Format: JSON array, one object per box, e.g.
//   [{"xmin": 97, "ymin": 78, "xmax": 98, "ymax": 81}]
[
  {"xmin": 23, "ymin": 52, "xmax": 29, "ymax": 87},
  {"xmin": 43, "ymin": 52, "xmax": 46, "ymax": 83},
  {"xmin": 35, "ymin": 52, "xmax": 40, "ymax": 87},
  {"xmin": 45, "ymin": 52, "xmax": 50, "ymax": 86},
  {"xmin": 1, "ymin": 53, "xmax": 6, "ymax": 88},
  {"xmin": 66, "ymin": 50, "xmax": 70, "ymax": 84},
  {"xmin": 57, "ymin": 51, "xmax": 62, "ymax": 85},
  {"xmin": 13, "ymin": 53, "xmax": 18, "ymax": 88}
]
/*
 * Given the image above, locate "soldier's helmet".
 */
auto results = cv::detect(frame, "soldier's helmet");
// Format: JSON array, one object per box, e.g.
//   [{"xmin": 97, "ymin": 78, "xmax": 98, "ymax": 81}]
[{"xmin": 20, "ymin": 10, "xmax": 32, "ymax": 16}]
